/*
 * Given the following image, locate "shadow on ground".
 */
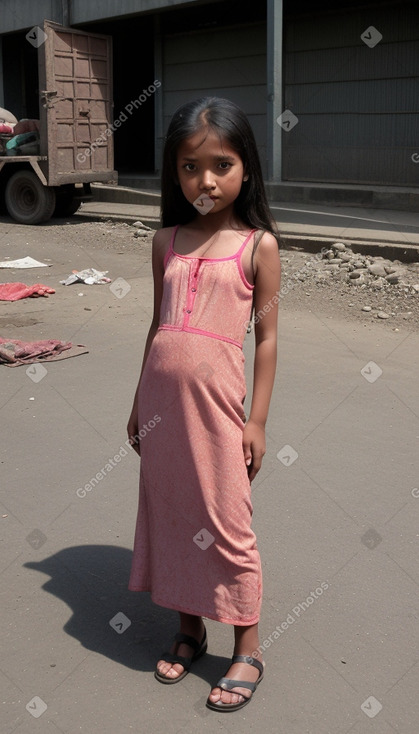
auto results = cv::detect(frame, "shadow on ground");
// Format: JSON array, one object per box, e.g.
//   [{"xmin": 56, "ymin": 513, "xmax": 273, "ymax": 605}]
[{"xmin": 24, "ymin": 544, "xmax": 228, "ymax": 683}]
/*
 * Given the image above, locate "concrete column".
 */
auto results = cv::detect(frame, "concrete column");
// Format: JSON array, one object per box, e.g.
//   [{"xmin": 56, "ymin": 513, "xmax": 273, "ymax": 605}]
[
  {"xmin": 266, "ymin": 0, "xmax": 283, "ymax": 181},
  {"xmin": 154, "ymin": 13, "xmax": 163, "ymax": 174},
  {"xmin": 0, "ymin": 36, "xmax": 4, "ymax": 108}
]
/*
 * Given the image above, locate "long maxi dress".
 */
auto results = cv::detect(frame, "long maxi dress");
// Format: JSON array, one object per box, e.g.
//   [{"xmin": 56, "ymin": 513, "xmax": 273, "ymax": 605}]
[{"xmin": 128, "ymin": 225, "xmax": 262, "ymax": 625}]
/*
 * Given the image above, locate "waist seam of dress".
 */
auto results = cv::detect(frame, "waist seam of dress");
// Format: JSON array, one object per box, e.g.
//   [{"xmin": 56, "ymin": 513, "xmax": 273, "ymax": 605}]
[{"xmin": 158, "ymin": 324, "xmax": 242, "ymax": 348}]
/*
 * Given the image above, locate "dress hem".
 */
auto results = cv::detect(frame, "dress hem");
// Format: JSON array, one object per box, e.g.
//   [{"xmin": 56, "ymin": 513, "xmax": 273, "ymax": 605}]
[{"xmin": 127, "ymin": 586, "xmax": 260, "ymax": 626}]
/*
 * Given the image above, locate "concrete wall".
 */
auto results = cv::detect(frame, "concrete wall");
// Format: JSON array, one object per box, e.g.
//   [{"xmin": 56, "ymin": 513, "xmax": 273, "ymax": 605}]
[
  {"xmin": 283, "ymin": 2, "xmax": 419, "ymax": 185},
  {"xmin": 161, "ymin": 22, "xmax": 267, "ymax": 174},
  {"xmin": 70, "ymin": 0, "xmax": 208, "ymax": 25},
  {"xmin": 0, "ymin": 1, "xmax": 63, "ymax": 33},
  {"xmin": 0, "ymin": 0, "xmax": 208, "ymax": 32}
]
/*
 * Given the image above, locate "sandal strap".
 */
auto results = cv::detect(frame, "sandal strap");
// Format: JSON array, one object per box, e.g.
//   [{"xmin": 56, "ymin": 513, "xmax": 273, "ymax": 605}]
[
  {"xmin": 217, "ymin": 676, "xmax": 255, "ymax": 694},
  {"xmin": 174, "ymin": 631, "xmax": 203, "ymax": 653},
  {"xmin": 231, "ymin": 655, "xmax": 264, "ymax": 676},
  {"xmin": 160, "ymin": 652, "xmax": 192, "ymax": 668}
]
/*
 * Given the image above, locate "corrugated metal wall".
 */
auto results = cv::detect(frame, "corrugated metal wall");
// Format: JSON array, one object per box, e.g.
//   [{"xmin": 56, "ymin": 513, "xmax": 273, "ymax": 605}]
[
  {"xmin": 161, "ymin": 23, "xmax": 267, "ymax": 174},
  {"xmin": 283, "ymin": 3, "xmax": 419, "ymax": 185}
]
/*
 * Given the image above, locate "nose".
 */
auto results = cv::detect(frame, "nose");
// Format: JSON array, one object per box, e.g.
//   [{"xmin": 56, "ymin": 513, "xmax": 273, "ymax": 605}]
[{"xmin": 200, "ymin": 170, "xmax": 215, "ymax": 190}]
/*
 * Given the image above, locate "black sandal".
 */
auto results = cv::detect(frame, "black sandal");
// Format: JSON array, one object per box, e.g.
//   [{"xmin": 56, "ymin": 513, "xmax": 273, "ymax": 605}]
[
  {"xmin": 154, "ymin": 627, "xmax": 208, "ymax": 684},
  {"xmin": 206, "ymin": 654, "xmax": 265, "ymax": 712}
]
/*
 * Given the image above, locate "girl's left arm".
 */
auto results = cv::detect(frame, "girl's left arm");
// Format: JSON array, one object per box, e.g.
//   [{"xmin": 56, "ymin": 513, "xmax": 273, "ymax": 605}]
[{"xmin": 243, "ymin": 232, "xmax": 281, "ymax": 482}]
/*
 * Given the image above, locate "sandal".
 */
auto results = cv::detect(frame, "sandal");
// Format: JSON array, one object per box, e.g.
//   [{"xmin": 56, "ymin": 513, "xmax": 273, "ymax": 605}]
[
  {"xmin": 206, "ymin": 654, "xmax": 265, "ymax": 712},
  {"xmin": 154, "ymin": 627, "xmax": 207, "ymax": 684}
]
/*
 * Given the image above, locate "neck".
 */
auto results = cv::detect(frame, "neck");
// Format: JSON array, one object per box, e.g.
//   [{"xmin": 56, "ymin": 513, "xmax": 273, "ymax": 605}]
[{"xmin": 192, "ymin": 204, "xmax": 243, "ymax": 234}]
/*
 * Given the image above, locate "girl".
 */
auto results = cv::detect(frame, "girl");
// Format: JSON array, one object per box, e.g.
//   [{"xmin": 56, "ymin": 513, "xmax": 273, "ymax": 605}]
[{"xmin": 127, "ymin": 97, "xmax": 280, "ymax": 712}]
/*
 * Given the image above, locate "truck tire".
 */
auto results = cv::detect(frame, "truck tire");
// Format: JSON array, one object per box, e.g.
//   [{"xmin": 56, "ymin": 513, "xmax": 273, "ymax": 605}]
[
  {"xmin": 53, "ymin": 194, "xmax": 81, "ymax": 217},
  {"xmin": 5, "ymin": 170, "xmax": 56, "ymax": 224}
]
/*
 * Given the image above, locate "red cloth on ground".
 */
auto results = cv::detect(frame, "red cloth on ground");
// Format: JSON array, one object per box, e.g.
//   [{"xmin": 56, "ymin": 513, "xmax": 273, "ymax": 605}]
[
  {"xmin": 0, "ymin": 283, "xmax": 55, "ymax": 301},
  {"xmin": 0, "ymin": 337, "xmax": 72, "ymax": 365}
]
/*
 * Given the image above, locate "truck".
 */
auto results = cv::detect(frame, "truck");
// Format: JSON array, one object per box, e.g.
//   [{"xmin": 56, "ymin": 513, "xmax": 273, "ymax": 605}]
[{"xmin": 0, "ymin": 20, "xmax": 117, "ymax": 225}]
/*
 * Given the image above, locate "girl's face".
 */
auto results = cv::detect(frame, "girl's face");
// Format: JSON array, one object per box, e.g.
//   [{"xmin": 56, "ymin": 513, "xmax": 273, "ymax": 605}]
[{"xmin": 176, "ymin": 129, "xmax": 246, "ymax": 215}]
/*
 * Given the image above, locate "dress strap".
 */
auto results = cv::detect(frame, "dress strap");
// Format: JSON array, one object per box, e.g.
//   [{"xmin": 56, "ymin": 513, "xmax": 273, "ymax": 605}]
[
  {"xmin": 163, "ymin": 225, "xmax": 180, "ymax": 269},
  {"xmin": 235, "ymin": 229, "xmax": 258, "ymax": 259}
]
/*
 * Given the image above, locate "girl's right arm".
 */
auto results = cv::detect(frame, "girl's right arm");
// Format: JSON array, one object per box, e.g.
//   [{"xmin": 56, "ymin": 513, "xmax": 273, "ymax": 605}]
[{"xmin": 127, "ymin": 228, "xmax": 168, "ymax": 455}]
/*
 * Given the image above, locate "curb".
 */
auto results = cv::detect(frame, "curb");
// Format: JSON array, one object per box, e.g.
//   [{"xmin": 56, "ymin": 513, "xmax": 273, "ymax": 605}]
[
  {"xmin": 76, "ymin": 211, "xmax": 419, "ymax": 263},
  {"xmin": 280, "ymin": 234, "xmax": 419, "ymax": 263}
]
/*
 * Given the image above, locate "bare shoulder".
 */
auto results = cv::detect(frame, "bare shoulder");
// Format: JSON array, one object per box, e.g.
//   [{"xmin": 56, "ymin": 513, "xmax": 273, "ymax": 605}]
[
  {"xmin": 253, "ymin": 231, "xmax": 281, "ymax": 272},
  {"xmin": 152, "ymin": 226, "xmax": 175, "ymax": 263},
  {"xmin": 255, "ymin": 230, "xmax": 280, "ymax": 256}
]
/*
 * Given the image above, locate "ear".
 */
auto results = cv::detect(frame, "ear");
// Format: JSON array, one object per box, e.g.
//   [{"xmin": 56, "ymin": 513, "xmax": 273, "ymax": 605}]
[{"xmin": 243, "ymin": 174, "xmax": 249, "ymax": 182}]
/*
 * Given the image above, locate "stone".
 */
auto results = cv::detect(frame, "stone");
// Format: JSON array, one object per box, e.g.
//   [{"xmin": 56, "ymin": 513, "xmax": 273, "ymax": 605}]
[
  {"xmin": 324, "ymin": 263, "xmax": 340, "ymax": 271},
  {"xmin": 385, "ymin": 274, "xmax": 399, "ymax": 284},
  {"xmin": 349, "ymin": 271, "xmax": 362, "ymax": 279},
  {"xmin": 326, "ymin": 250, "xmax": 334, "ymax": 259},
  {"xmin": 362, "ymin": 306, "xmax": 372, "ymax": 312},
  {"xmin": 412, "ymin": 284, "xmax": 419, "ymax": 293},
  {"xmin": 340, "ymin": 254, "xmax": 352, "ymax": 262},
  {"xmin": 328, "ymin": 258, "xmax": 342, "ymax": 264},
  {"xmin": 384, "ymin": 266, "xmax": 396, "ymax": 274},
  {"xmin": 134, "ymin": 229, "xmax": 149, "ymax": 237},
  {"xmin": 377, "ymin": 311, "xmax": 390, "ymax": 319},
  {"xmin": 368, "ymin": 263, "xmax": 388, "ymax": 277},
  {"xmin": 348, "ymin": 274, "xmax": 365, "ymax": 285},
  {"xmin": 333, "ymin": 242, "xmax": 346, "ymax": 251}
]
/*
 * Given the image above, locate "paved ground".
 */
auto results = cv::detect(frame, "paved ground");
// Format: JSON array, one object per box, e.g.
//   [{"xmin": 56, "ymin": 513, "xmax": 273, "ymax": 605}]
[{"xmin": 1, "ymin": 213, "xmax": 418, "ymax": 734}]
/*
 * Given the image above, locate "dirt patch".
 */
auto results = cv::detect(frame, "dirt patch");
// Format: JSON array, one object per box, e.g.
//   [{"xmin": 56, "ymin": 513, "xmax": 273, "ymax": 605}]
[{"xmin": 1, "ymin": 217, "xmax": 417, "ymax": 332}]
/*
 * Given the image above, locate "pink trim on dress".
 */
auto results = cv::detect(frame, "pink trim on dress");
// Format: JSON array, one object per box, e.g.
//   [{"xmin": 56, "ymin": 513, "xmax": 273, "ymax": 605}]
[
  {"xmin": 158, "ymin": 324, "xmax": 242, "ymax": 348},
  {"xmin": 163, "ymin": 225, "xmax": 179, "ymax": 270},
  {"xmin": 169, "ymin": 225, "xmax": 257, "ymax": 262}
]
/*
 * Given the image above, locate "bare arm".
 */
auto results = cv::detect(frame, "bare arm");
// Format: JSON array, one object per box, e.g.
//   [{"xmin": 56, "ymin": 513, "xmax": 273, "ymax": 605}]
[
  {"xmin": 127, "ymin": 228, "xmax": 168, "ymax": 454},
  {"xmin": 242, "ymin": 232, "xmax": 281, "ymax": 481}
]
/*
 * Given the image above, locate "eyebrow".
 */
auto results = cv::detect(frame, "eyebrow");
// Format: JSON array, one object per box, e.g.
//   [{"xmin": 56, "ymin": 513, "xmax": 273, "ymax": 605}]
[{"xmin": 181, "ymin": 155, "xmax": 236, "ymax": 162}]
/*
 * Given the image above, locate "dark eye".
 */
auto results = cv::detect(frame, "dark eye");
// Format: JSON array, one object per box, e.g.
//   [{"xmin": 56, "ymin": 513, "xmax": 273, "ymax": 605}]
[
  {"xmin": 184, "ymin": 163, "xmax": 196, "ymax": 172},
  {"xmin": 218, "ymin": 162, "xmax": 231, "ymax": 170}
]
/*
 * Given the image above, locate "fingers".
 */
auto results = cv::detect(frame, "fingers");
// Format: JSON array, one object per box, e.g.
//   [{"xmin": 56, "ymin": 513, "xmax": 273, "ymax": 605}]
[
  {"xmin": 243, "ymin": 442, "xmax": 265, "ymax": 482},
  {"xmin": 130, "ymin": 440, "xmax": 141, "ymax": 457},
  {"xmin": 127, "ymin": 420, "xmax": 141, "ymax": 457},
  {"xmin": 127, "ymin": 434, "xmax": 141, "ymax": 457}
]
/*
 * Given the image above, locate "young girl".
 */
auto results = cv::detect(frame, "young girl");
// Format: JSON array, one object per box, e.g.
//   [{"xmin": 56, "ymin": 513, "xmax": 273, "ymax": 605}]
[{"xmin": 127, "ymin": 97, "xmax": 280, "ymax": 712}]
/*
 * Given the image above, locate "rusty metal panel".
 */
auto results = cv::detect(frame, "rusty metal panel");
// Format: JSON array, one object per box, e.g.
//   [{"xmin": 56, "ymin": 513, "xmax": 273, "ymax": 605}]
[{"xmin": 38, "ymin": 20, "xmax": 116, "ymax": 186}]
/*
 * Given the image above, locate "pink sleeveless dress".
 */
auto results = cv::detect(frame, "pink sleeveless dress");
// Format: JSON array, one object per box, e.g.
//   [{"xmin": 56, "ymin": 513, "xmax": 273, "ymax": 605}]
[{"xmin": 128, "ymin": 225, "xmax": 262, "ymax": 625}]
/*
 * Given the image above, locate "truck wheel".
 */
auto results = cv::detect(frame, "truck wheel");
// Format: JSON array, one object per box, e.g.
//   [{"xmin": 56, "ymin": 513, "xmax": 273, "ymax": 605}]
[
  {"xmin": 5, "ymin": 170, "xmax": 56, "ymax": 224},
  {"xmin": 53, "ymin": 194, "xmax": 81, "ymax": 217}
]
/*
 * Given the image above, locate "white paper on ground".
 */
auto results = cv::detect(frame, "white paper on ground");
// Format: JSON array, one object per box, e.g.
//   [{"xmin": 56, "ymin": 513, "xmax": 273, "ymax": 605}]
[{"xmin": 0, "ymin": 256, "xmax": 50, "ymax": 268}]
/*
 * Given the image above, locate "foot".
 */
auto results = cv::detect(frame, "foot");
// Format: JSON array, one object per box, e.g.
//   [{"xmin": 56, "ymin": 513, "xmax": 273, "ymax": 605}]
[
  {"xmin": 208, "ymin": 655, "xmax": 263, "ymax": 706},
  {"xmin": 156, "ymin": 619, "xmax": 206, "ymax": 680}
]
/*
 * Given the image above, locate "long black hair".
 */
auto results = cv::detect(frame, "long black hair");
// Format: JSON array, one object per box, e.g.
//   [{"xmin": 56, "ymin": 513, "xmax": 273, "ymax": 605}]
[{"xmin": 160, "ymin": 97, "xmax": 278, "ymax": 239}]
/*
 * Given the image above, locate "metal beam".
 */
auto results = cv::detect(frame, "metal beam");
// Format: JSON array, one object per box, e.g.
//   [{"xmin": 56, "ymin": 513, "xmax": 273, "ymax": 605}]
[{"xmin": 267, "ymin": 0, "xmax": 283, "ymax": 182}]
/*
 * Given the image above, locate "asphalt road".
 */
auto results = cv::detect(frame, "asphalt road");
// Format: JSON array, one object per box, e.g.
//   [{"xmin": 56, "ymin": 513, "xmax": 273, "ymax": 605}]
[{"xmin": 1, "ymin": 218, "xmax": 418, "ymax": 734}]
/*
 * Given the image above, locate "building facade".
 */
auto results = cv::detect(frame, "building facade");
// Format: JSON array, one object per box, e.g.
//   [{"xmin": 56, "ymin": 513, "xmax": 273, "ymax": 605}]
[{"xmin": 0, "ymin": 0, "xmax": 418, "ymax": 187}]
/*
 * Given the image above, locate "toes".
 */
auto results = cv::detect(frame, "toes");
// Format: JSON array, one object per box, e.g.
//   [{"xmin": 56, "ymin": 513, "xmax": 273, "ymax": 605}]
[
  {"xmin": 220, "ymin": 690, "xmax": 244, "ymax": 705},
  {"xmin": 156, "ymin": 660, "xmax": 184, "ymax": 679},
  {"xmin": 208, "ymin": 687, "xmax": 222, "ymax": 702},
  {"xmin": 209, "ymin": 687, "xmax": 245, "ymax": 705}
]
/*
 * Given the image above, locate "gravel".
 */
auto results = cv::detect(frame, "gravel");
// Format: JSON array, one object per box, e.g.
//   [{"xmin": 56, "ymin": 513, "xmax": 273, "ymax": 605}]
[
  {"xmin": 3, "ymin": 217, "xmax": 416, "ymax": 332},
  {"xmin": 278, "ymin": 239, "xmax": 419, "ymax": 331}
]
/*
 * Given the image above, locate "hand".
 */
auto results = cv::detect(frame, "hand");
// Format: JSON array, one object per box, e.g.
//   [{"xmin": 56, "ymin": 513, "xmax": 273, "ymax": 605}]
[
  {"xmin": 242, "ymin": 419, "xmax": 266, "ymax": 482},
  {"xmin": 127, "ymin": 409, "xmax": 141, "ymax": 457}
]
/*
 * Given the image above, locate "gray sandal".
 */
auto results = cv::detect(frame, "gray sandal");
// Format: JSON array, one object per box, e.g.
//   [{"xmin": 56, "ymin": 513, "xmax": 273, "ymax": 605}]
[
  {"xmin": 206, "ymin": 654, "xmax": 265, "ymax": 711},
  {"xmin": 154, "ymin": 628, "xmax": 207, "ymax": 684}
]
